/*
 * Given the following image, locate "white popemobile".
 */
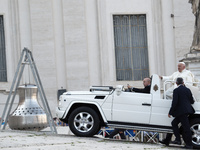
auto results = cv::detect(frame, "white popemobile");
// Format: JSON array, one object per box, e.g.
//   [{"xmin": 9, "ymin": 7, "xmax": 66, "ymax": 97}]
[{"xmin": 56, "ymin": 74, "xmax": 200, "ymax": 148}]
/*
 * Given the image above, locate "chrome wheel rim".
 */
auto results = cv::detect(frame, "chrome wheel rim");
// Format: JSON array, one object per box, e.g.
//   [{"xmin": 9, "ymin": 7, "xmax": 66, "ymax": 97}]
[
  {"xmin": 191, "ymin": 124, "xmax": 200, "ymax": 145},
  {"xmin": 74, "ymin": 112, "xmax": 94, "ymax": 133}
]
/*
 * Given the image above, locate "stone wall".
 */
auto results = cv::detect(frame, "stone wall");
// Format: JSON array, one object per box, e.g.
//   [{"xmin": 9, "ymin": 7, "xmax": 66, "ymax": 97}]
[{"xmin": 0, "ymin": 0, "xmax": 196, "ymax": 116}]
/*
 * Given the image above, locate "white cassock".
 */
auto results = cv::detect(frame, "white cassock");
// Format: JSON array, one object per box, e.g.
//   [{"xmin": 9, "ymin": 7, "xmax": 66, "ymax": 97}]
[{"xmin": 162, "ymin": 69, "xmax": 199, "ymax": 100}]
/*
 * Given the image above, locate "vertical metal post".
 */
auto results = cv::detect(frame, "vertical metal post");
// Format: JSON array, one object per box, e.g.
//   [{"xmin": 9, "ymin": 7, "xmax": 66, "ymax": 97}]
[{"xmin": 141, "ymin": 131, "xmax": 144, "ymax": 142}]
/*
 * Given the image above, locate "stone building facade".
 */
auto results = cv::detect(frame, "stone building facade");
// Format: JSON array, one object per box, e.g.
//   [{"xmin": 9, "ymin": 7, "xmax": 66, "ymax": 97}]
[{"xmin": 0, "ymin": 0, "xmax": 195, "ymax": 115}]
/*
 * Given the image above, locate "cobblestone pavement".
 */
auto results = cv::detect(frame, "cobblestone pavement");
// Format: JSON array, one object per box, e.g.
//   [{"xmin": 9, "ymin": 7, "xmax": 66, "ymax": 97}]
[{"xmin": 0, "ymin": 126, "xmax": 183, "ymax": 150}]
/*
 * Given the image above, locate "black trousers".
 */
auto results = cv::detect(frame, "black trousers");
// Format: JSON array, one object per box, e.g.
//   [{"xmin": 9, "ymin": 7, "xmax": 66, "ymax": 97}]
[
  {"xmin": 165, "ymin": 114, "xmax": 192, "ymax": 146},
  {"xmin": 109, "ymin": 128, "xmax": 126, "ymax": 139}
]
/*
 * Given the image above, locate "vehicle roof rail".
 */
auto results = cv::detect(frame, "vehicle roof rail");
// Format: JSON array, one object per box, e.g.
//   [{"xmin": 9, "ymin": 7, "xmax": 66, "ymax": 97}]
[{"xmin": 90, "ymin": 86, "xmax": 113, "ymax": 92}]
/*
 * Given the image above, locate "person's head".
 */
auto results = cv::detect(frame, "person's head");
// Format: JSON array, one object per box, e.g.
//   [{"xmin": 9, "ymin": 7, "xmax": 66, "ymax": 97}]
[
  {"xmin": 176, "ymin": 77, "xmax": 184, "ymax": 85},
  {"xmin": 177, "ymin": 62, "xmax": 185, "ymax": 72},
  {"xmin": 143, "ymin": 78, "xmax": 151, "ymax": 87}
]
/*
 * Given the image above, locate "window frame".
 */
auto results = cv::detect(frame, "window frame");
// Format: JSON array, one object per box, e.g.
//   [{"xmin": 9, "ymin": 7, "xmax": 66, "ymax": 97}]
[
  {"xmin": 0, "ymin": 15, "xmax": 7, "ymax": 82},
  {"xmin": 112, "ymin": 14, "xmax": 150, "ymax": 81}
]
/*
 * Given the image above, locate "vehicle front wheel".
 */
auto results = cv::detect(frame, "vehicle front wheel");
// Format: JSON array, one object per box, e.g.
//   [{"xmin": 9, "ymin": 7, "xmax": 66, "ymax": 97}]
[
  {"xmin": 190, "ymin": 118, "xmax": 200, "ymax": 149},
  {"xmin": 68, "ymin": 106, "xmax": 100, "ymax": 137}
]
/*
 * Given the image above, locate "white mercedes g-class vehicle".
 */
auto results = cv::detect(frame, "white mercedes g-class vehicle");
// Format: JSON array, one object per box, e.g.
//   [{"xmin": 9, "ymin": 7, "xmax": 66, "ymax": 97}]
[{"xmin": 56, "ymin": 74, "xmax": 200, "ymax": 148}]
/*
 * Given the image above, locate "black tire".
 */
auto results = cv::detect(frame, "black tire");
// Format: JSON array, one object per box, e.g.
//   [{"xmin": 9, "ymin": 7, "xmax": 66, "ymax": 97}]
[
  {"xmin": 68, "ymin": 106, "xmax": 100, "ymax": 137},
  {"xmin": 190, "ymin": 118, "xmax": 200, "ymax": 149}
]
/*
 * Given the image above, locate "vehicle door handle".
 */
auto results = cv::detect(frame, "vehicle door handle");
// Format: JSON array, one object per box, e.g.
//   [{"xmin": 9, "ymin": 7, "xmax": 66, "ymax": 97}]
[{"xmin": 142, "ymin": 103, "xmax": 151, "ymax": 106}]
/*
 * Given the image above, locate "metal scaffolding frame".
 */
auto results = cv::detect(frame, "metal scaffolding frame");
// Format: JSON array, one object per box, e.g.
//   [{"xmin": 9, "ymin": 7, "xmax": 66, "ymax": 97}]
[{"xmin": 0, "ymin": 48, "xmax": 57, "ymax": 134}]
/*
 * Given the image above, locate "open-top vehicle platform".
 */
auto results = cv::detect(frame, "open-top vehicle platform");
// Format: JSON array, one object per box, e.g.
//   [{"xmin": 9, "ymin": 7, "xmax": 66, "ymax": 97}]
[{"xmin": 56, "ymin": 74, "xmax": 200, "ymax": 148}]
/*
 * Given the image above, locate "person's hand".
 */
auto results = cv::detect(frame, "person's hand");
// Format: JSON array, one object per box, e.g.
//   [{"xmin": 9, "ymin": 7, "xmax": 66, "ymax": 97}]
[
  {"xmin": 168, "ymin": 114, "xmax": 171, "ymax": 118},
  {"xmin": 127, "ymin": 85, "xmax": 132, "ymax": 89}
]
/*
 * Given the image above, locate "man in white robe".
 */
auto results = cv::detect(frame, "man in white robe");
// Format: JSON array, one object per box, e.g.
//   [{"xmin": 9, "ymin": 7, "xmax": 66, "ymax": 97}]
[{"xmin": 160, "ymin": 62, "xmax": 196, "ymax": 99}]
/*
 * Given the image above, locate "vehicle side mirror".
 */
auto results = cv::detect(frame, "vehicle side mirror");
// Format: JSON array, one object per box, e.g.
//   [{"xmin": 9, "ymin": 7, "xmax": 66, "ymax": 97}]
[{"xmin": 116, "ymin": 85, "xmax": 123, "ymax": 96}]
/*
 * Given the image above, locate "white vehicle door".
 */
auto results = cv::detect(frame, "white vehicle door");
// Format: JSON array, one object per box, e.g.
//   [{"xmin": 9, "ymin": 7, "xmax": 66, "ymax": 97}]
[
  {"xmin": 112, "ymin": 87, "xmax": 152, "ymax": 124},
  {"xmin": 150, "ymin": 99, "xmax": 173, "ymax": 126},
  {"xmin": 149, "ymin": 74, "xmax": 173, "ymax": 126}
]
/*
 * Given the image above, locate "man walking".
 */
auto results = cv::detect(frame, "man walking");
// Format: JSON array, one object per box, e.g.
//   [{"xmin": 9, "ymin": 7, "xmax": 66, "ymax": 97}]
[{"xmin": 160, "ymin": 77, "xmax": 195, "ymax": 149}]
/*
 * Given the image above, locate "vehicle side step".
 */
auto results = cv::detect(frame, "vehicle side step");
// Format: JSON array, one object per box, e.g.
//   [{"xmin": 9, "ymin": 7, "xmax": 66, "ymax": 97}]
[{"xmin": 107, "ymin": 123, "xmax": 173, "ymax": 133}]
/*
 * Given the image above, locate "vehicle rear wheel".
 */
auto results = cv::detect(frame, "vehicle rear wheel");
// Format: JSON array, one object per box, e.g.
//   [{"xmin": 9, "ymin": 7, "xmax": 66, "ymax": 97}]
[
  {"xmin": 68, "ymin": 106, "xmax": 100, "ymax": 137},
  {"xmin": 190, "ymin": 118, "xmax": 200, "ymax": 149}
]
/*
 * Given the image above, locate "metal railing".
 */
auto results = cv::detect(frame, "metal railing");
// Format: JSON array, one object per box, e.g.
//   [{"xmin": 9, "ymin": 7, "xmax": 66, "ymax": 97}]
[{"xmin": 163, "ymin": 80, "xmax": 200, "ymax": 100}]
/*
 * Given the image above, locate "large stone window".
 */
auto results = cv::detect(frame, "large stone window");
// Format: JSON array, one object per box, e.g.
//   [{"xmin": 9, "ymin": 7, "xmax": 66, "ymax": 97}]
[
  {"xmin": 113, "ymin": 15, "xmax": 149, "ymax": 81},
  {"xmin": 0, "ymin": 15, "xmax": 7, "ymax": 82}
]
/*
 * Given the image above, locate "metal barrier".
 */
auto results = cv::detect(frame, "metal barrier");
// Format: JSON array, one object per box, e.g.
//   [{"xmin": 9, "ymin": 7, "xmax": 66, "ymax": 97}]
[
  {"xmin": 98, "ymin": 127, "xmax": 159, "ymax": 143},
  {"xmin": 163, "ymin": 80, "xmax": 174, "ymax": 99},
  {"xmin": 163, "ymin": 80, "xmax": 200, "ymax": 100}
]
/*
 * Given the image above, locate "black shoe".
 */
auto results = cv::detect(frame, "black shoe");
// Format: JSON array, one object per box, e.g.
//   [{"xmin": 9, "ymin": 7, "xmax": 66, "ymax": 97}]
[
  {"xmin": 183, "ymin": 145, "xmax": 193, "ymax": 149},
  {"xmin": 159, "ymin": 140, "xmax": 169, "ymax": 146},
  {"xmin": 170, "ymin": 140, "xmax": 181, "ymax": 145}
]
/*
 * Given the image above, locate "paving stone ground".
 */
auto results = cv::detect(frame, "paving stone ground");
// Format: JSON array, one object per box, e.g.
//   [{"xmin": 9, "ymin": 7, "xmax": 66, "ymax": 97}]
[{"xmin": 0, "ymin": 126, "xmax": 183, "ymax": 150}]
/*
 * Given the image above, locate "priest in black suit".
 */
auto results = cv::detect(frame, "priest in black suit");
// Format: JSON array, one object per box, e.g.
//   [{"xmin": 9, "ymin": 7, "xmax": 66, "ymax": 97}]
[{"xmin": 160, "ymin": 77, "xmax": 195, "ymax": 149}]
